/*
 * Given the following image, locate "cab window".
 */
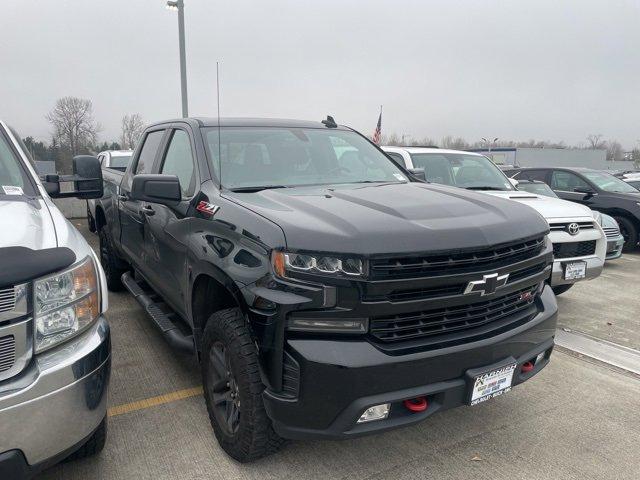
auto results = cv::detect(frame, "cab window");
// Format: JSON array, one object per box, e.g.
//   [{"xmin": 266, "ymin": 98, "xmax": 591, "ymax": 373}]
[
  {"xmin": 135, "ymin": 130, "xmax": 165, "ymax": 175},
  {"xmin": 161, "ymin": 130, "xmax": 197, "ymax": 197},
  {"xmin": 550, "ymin": 171, "xmax": 590, "ymax": 191}
]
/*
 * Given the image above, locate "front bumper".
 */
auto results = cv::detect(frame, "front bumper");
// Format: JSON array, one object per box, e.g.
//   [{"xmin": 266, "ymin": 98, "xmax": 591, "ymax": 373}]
[
  {"xmin": 605, "ymin": 235, "xmax": 624, "ymax": 260},
  {"xmin": 0, "ymin": 316, "xmax": 111, "ymax": 478},
  {"xmin": 549, "ymin": 255, "xmax": 604, "ymax": 286},
  {"xmin": 263, "ymin": 285, "xmax": 557, "ymax": 440}
]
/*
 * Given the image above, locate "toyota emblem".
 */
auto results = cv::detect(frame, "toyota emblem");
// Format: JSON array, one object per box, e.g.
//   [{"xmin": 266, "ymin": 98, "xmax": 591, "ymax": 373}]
[{"xmin": 567, "ymin": 223, "xmax": 580, "ymax": 235}]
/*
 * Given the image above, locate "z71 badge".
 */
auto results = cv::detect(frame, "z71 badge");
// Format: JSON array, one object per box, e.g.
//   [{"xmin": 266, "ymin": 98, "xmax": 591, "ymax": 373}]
[{"xmin": 196, "ymin": 201, "xmax": 220, "ymax": 216}]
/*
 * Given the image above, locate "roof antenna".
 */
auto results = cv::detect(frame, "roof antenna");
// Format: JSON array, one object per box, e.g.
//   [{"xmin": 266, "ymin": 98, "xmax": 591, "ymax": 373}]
[
  {"xmin": 322, "ymin": 115, "xmax": 337, "ymax": 128},
  {"xmin": 216, "ymin": 61, "xmax": 222, "ymax": 190}
]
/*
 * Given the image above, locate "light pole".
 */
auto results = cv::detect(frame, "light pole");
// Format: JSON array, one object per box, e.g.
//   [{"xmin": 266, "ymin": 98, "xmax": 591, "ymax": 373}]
[
  {"xmin": 482, "ymin": 137, "xmax": 499, "ymax": 155},
  {"xmin": 166, "ymin": 0, "xmax": 188, "ymax": 118}
]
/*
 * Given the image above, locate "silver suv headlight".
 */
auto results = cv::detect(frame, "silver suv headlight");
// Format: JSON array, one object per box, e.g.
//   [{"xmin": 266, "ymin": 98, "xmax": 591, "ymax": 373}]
[{"xmin": 34, "ymin": 256, "xmax": 100, "ymax": 353}]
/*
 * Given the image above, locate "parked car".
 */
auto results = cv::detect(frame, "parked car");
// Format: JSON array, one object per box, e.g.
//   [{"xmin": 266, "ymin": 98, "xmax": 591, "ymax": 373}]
[
  {"xmin": 383, "ymin": 147, "xmax": 606, "ymax": 295},
  {"xmin": 507, "ymin": 167, "xmax": 640, "ymax": 251},
  {"xmin": 0, "ymin": 120, "xmax": 110, "ymax": 479},
  {"xmin": 515, "ymin": 180, "xmax": 624, "ymax": 260},
  {"xmin": 87, "ymin": 150, "xmax": 132, "ymax": 232},
  {"xmin": 624, "ymin": 178, "xmax": 640, "ymax": 191},
  {"xmin": 96, "ymin": 117, "xmax": 557, "ymax": 462}
]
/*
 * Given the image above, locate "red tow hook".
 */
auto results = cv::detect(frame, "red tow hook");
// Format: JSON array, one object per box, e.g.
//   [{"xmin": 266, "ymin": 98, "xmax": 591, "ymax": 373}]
[
  {"xmin": 521, "ymin": 361, "xmax": 534, "ymax": 373},
  {"xmin": 403, "ymin": 397, "xmax": 428, "ymax": 412}
]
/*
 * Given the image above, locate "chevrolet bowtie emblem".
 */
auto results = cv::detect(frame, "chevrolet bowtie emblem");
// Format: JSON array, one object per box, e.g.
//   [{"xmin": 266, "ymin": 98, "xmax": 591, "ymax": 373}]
[{"xmin": 464, "ymin": 273, "xmax": 509, "ymax": 296}]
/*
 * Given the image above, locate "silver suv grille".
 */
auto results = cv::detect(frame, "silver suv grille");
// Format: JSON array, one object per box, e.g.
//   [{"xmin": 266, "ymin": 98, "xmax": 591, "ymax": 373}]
[
  {"xmin": 548, "ymin": 221, "xmax": 595, "ymax": 232},
  {"xmin": 603, "ymin": 227, "xmax": 620, "ymax": 238},
  {"xmin": 0, "ymin": 286, "xmax": 16, "ymax": 313},
  {"xmin": 0, "ymin": 335, "xmax": 16, "ymax": 373}
]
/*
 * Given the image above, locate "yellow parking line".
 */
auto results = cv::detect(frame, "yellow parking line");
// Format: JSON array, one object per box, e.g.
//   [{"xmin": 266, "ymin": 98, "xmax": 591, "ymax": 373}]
[{"xmin": 108, "ymin": 386, "xmax": 204, "ymax": 417}]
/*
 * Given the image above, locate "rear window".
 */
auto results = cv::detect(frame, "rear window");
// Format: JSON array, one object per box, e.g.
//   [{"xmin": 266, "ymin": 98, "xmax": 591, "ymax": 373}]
[{"xmin": 109, "ymin": 154, "xmax": 132, "ymax": 170}]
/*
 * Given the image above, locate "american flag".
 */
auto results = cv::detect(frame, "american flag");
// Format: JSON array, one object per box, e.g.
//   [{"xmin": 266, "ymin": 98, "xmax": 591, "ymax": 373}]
[{"xmin": 372, "ymin": 111, "xmax": 382, "ymax": 145}]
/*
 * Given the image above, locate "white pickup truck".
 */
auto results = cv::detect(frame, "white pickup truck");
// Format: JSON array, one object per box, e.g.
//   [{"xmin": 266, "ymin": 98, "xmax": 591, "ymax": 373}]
[
  {"xmin": 0, "ymin": 120, "xmax": 110, "ymax": 478},
  {"xmin": 383, "ymin": 146, "xmax": 606, "ymax": 295}
]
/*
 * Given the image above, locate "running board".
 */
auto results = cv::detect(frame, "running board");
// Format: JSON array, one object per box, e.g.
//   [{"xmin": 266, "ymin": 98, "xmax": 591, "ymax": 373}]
[{"xmin": 121, "ymin": 272, "xmax": 195, "ymax": 354}]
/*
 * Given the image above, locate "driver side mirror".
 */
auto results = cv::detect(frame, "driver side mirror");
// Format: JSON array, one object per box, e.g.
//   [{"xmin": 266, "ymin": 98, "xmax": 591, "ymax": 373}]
[
  {"xmin": 131, "ymin": 174, "xmax": 181, "ymax": 206},
  {"xmin": 573, "ymin": 186, "xmax": 595, "ymax": 195},
  {"xmin": 508, "ymin": 178, "xmax": 519, "ymax": 188},
  {"xmin": 408, "ymin": 168, "xmax": 426, "ymax": 182}
]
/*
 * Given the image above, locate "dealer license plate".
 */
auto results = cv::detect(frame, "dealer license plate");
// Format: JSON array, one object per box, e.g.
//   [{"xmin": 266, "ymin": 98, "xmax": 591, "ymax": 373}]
[
  {"xmin": 470, "ymin": 363, "xmax": 516, "ymax": 406},
  {"xmin": 564, "ymin": 261, "xmax": 587, "ymax": 280}
]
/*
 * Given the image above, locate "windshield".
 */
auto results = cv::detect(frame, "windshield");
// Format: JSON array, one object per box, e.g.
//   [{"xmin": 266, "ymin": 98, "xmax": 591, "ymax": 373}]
[
  {"xmin": 582, "ymin": 171, "xmax": 639, "ymax": 194},
  {"xmin": 110, "ymin": 154, "xmax": 132, "ymax": 169},
  {"xmin": 202, "ymin": 127, "xmax": 408, "ymax": 190},
  {"xmin": 409, "ymin": 153, "xmax": 514, "ymax": 191},
  {"xmin": 0, "ymin": 127, "xmax": 35, "ymax": 196},
  {"xmin": 516, "ymin": 182, "xmax": 558, "ymax": 198}
]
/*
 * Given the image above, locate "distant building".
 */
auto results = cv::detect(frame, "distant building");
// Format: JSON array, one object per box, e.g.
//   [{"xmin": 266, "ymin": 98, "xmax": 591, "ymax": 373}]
[{"xmin": 467, "ymin": 147, "xmax": 630, "ymax": 171}]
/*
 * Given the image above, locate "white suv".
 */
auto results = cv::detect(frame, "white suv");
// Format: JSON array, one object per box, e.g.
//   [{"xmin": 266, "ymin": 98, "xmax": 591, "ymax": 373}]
[{"xmin": 383, "ymin": 146, "xmax": 606, "ymax": 295}]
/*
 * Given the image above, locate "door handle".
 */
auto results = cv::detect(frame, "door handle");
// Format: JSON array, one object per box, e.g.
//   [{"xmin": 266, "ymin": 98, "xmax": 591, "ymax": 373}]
[{"xmin": 141, "ymin": 205, "xmax": 155, "ymax": 216}]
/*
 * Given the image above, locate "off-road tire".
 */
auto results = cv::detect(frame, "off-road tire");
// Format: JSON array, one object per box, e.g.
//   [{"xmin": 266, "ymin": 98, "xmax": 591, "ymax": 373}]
[
  {"xmin": 551, "ymin": 284, "xmax": 573, "ymax": 296},
  {"xmin": 613, "ymin": 216, "xmax": 638, "ymax": 253},
  {"xmin": 201, "ymin": 308, "xmax": 285, "ymax": 462},
  {"xmin": 64, "ymin": 417, "xmax": 107, "ymax": 462},
  {"xmin": 98, "ymin": 228, "xmax": 126, "ymax": 291}
]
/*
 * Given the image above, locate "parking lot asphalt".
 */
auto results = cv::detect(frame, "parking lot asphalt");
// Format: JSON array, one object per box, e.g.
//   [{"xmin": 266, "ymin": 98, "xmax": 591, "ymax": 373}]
[
  {"xmin": 37, "ymin": 221, "xmax": 640, "ymax": 480},
  {"xmin": 556, "ymin": 252, "xmax": 640, "ymax": 350}
]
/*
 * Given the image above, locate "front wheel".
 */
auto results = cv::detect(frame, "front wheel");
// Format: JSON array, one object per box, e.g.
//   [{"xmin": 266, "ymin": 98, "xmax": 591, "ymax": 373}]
[
  {"xmin": 613, "ymin": 216, "xmax": 638, "ymax": 252},
  {"xmin": 201, "ymin": 308, "xmax": 285, "ymax": 462},
  {"xmin": 552, "ymin": 284, "xmax": 573, "ymax": 296},
  {"xmin": 98, "ymin": 228, "xmax": 126, "ymax": 291}
]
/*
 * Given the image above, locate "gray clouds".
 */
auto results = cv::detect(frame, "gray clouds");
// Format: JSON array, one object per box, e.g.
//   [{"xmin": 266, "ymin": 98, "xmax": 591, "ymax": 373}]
[{"xmin": 2, "ymin": 0, "xmax": 639, "ymax": 146}]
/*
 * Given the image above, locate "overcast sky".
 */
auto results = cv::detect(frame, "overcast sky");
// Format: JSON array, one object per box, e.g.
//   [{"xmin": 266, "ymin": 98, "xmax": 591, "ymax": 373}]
[{"xmin": 2, "ymin": 0, "xmax": 639, "ymax": 147}]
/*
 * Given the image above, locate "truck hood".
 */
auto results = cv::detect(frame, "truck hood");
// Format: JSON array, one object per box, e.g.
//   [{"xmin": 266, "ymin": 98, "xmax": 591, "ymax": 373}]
[
  {"xmin": 0, "ymin": 198, "xmax": 58, "ymax": 250},
  {"xmin": 482, "ymin": 191, "xmax": 593, "ymax": 220},
  {"xmin": 224, "ymin": 183, "xmax": 549, "ymax": 254}
]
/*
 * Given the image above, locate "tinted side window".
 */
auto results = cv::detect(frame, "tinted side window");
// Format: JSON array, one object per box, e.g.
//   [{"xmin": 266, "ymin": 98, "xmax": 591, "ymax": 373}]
[
  {"xmin": 550, "ymin": 171, "xmax": 590, "ymax": 191},
  {"xmin": 518, "ymin": 170, "xmax": 548, "ymax": 182},
  {"xmin": 135, "ymin": 130, "xmax": 165, "ymax": 174},
  {"xmin": 161, "ymin": 130, "xmax": 197, "ymax": 197}
]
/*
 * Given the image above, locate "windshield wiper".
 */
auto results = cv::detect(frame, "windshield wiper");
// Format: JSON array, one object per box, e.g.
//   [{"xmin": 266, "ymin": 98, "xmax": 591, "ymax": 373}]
[
  {"xmin": 465, "ymin": 186, "xmax": 507, "ymax": 191},
  {"xmin": 228, "ymin": 185, "xmax": 289, "ymax": 193}
]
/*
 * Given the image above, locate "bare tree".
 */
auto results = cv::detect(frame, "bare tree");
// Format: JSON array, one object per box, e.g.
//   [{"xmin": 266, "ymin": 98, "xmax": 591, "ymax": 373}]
[
  {"xmin": 46, "ymin": 97, "xmax": 100, "ymax": 172},
  {"xmin": 606, "ymin": 140, "xmax": 624, "ymax": 162},
  {"xmin": 120, "ymin": 114, "xmax": 145, "ymax": 150},
  {"xmin": 586, "ymin": 134, "xmax": 606, "ymax": 149},
  {"xmin": 441, "ymin": 136, "xmax": 470, "ymax": 150}
]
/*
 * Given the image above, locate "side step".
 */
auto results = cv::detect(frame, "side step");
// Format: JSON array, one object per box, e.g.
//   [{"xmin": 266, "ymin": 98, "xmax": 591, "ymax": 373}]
[{"xmin": 121, "ymin": 272, "xmax": 195, "ymax": 354}]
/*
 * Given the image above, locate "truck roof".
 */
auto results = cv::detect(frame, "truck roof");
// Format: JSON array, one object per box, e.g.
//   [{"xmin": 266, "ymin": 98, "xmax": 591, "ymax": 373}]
[{"xmin": 157, "ymin": 117, "xmax": 352, "ymax": 130}]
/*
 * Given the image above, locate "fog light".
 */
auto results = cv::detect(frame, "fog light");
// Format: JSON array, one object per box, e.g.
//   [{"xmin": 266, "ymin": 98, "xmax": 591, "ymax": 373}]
[{"xmin": 357, "ymin": 403, "xmax": 390, "ymax": 423}]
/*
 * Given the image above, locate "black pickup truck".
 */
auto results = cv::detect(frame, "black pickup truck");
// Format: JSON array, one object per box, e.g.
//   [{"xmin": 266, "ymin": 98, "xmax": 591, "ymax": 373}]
[{"xmin": 95, "ymin": 117, "xmax": 558, "ymax": 462}]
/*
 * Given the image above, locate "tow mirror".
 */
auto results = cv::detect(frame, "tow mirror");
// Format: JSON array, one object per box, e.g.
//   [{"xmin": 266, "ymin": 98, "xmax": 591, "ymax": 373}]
[
  {"xmin": 508, "ymin": 178, "xmax": 519, "ymax": 187},
  {"xmin": 131, "ymin": 174, "xmax": 181, "ymax": 206},
  {"xmin": 44, "ymin": 155, "xmax": 104, "ymax": 199},
  {"xmin": 408, "ymin": 168, "xmax": 426, "ymax": 181}
]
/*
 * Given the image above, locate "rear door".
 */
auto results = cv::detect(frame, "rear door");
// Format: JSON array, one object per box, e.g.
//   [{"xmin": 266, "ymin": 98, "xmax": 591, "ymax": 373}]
[
  {"xmin": 142, "ymin": 127, "xmax": 199, "ymax": 314},
  {"xmin": 119, "ymin": 129, "xmax": 167, "ymax": 269}
]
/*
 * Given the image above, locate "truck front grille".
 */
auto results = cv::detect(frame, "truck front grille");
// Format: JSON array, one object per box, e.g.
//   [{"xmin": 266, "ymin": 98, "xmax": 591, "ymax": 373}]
[
  {"xmin": 369, "ymin": 285, "xmax": 538, "ymax": 345},
  {"xmin": 0, "ymin": 286, "xmax": 16, "ymax": 313},
  {"xmin": 553, "ymin": 240, "xmax": 596, "ymax": 258},
  {"xmin": 369, "ymin": 236, "xmax": 545, "ymax": 279},
  {"xmin": 0, "ymin": 335, "xmax": 16, "ymax": 373}
]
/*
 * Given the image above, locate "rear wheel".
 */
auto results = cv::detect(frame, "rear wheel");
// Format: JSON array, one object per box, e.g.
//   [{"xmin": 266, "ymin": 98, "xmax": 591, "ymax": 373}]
[
  {"xmin": 552, "ymin": 284, "xmax": 573, "ymax": 296},
  {"xmin": 613, "ymin": 216, "xmax": 638, "ymax": 252},
  {"xmin": 201, "ymin": 308, "xmax": 285, "ymax": 462},
  {"xmin": 98, "ymin": 228, "xmax": 126, "ymax": 291}
]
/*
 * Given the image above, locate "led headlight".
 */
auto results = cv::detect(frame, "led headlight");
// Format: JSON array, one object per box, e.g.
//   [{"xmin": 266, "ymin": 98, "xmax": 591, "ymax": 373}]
[
  {"xmin": 34, "ymin": 256, "xmax": 100, "ymax": 353},
  {"xmin": 272, "ymin": 251, "xmax": 365, "ymax": 278}
]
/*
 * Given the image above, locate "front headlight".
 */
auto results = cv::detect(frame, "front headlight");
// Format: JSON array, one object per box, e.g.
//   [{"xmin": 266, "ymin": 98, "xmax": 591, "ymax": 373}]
[
  {"xmin": 34, "ymin": 256, "xmax": 100, "ymax": 353},
  {"xmin": 271, "ymin": 251, "xmax": 365, "ymax": 278}
]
